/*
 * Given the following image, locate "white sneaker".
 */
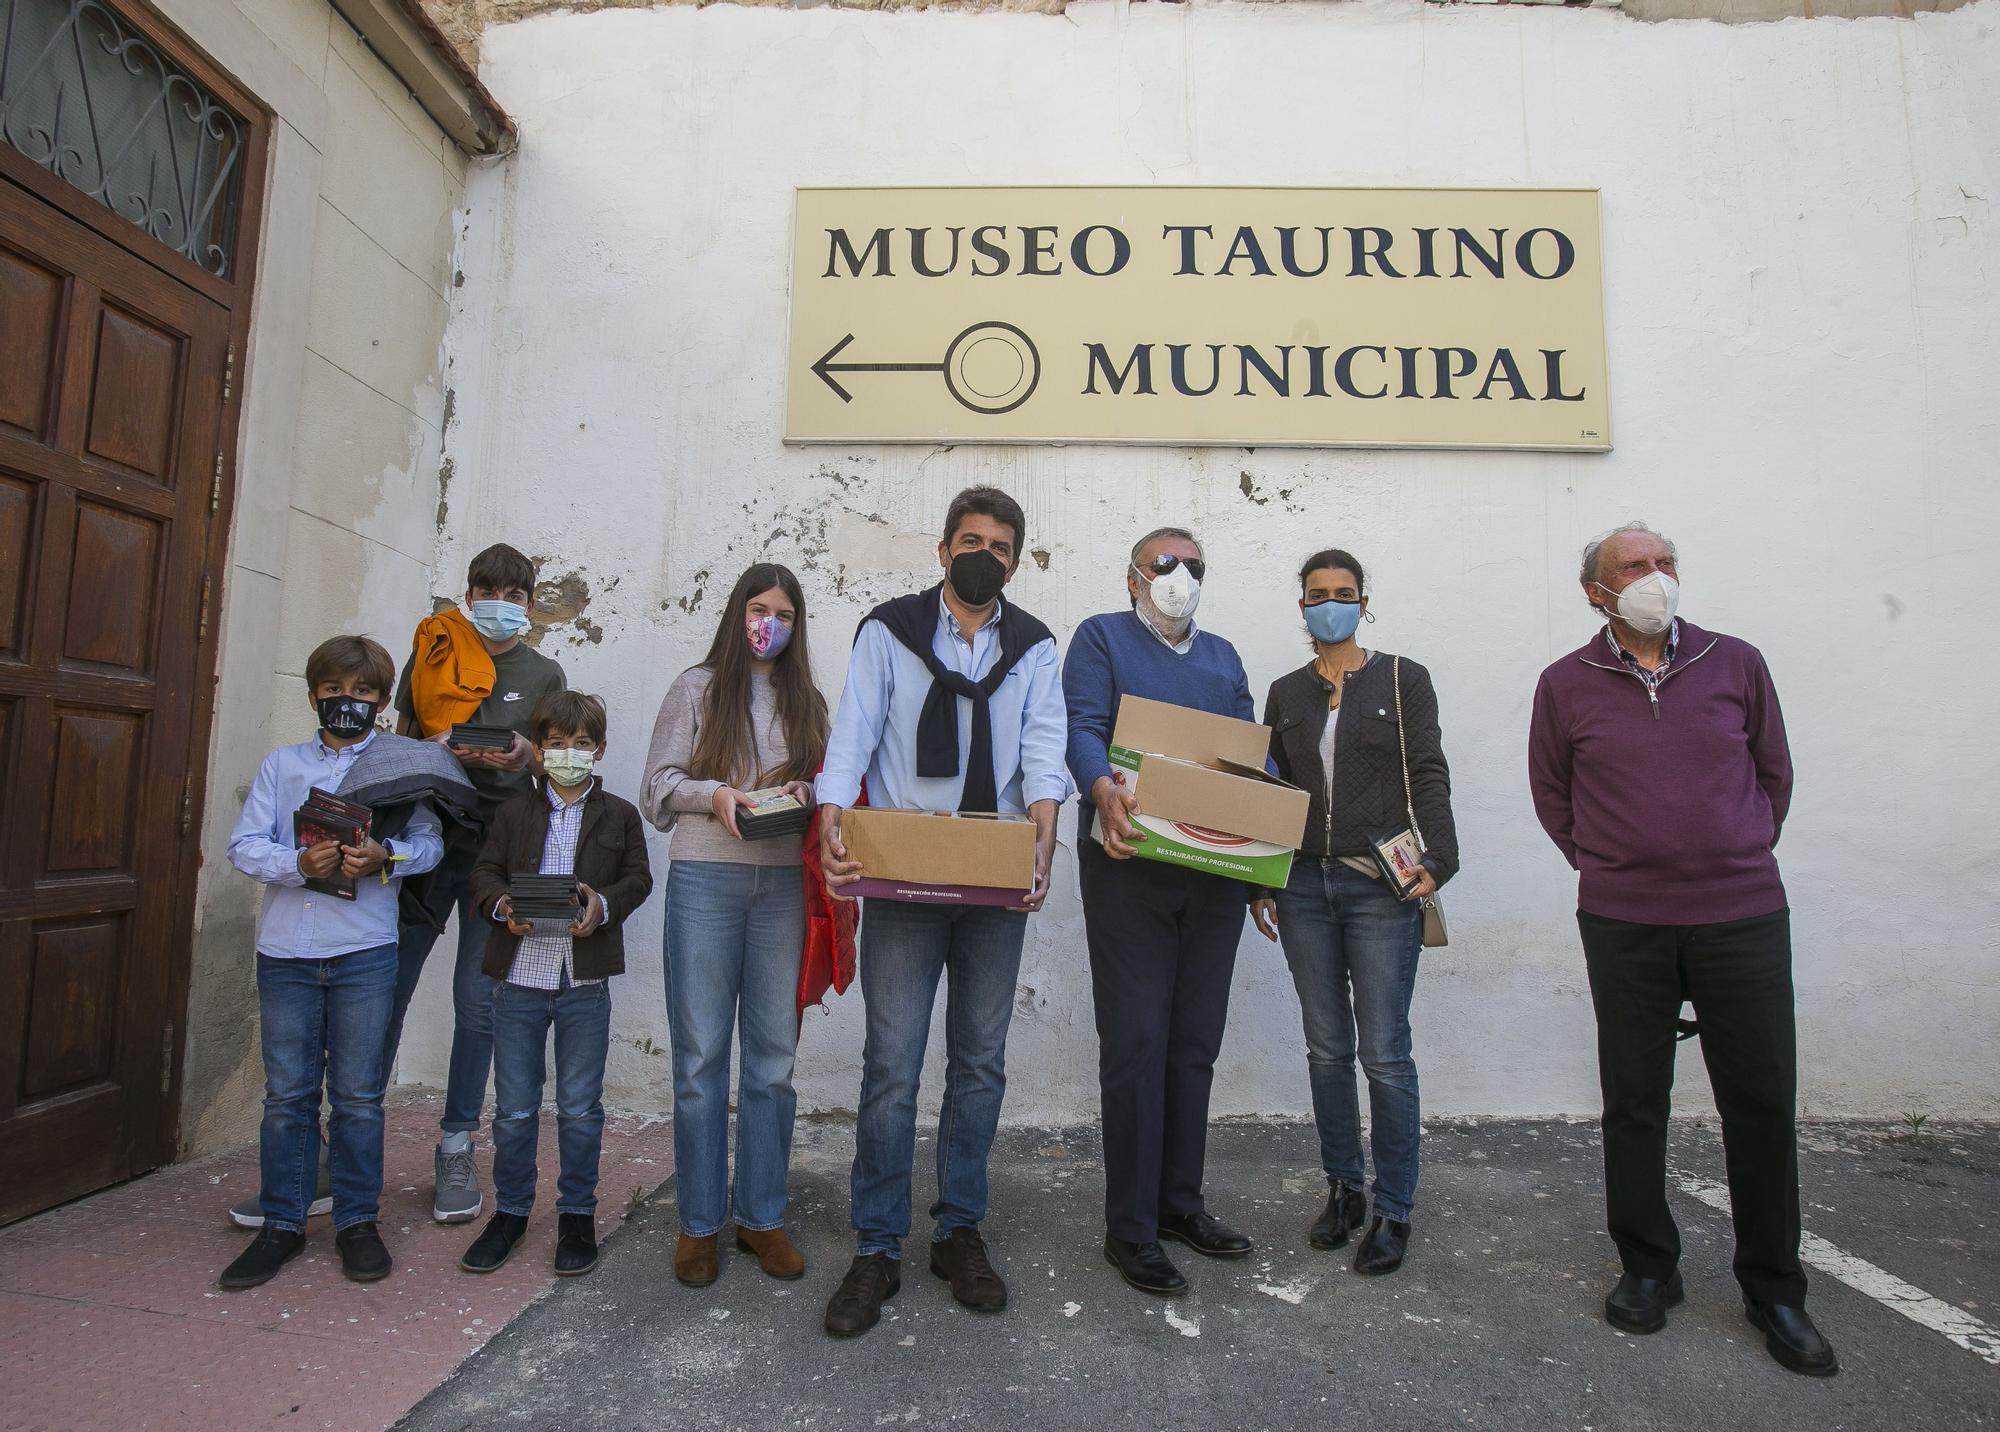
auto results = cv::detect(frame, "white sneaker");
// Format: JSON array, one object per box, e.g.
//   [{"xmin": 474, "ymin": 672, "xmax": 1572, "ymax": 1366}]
[
  {"xmin": 433, "ymin": 1139, "xmax": 483, "ymax": 1222},
  {"xmin": 227, "ymin": 1165, "xmax": 333, "ymax": 1228}
]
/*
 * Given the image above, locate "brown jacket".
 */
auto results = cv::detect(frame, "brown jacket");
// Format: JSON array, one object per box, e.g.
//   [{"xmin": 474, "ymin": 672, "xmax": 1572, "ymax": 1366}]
[{"xmin": 470, "ymin": 778, "xmax": 654, "ymax": 981}]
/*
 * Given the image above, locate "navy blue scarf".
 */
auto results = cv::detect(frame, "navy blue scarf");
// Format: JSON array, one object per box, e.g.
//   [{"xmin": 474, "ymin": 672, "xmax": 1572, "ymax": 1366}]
[{"xmin": 860, "ymin": 584, "xmax": 1052, "ymax": 813}]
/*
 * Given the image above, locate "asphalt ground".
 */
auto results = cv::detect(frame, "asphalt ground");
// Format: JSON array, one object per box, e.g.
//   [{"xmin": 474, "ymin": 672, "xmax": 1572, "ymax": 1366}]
[{"xmin": 399, "ymin": 1118, "xmax": 1999, "ymax": 1432}]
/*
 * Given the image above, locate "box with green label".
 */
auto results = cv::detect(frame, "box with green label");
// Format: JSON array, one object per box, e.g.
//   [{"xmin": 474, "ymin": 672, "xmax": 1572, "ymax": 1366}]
[{"xmin": 1107, "ymin": 695, "xmax": 1309, "ymax": 887}]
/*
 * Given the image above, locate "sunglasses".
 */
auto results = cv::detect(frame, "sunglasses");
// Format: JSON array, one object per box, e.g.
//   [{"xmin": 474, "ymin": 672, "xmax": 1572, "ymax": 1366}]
[{"xmin": 1138, "ymin": 554, "xmax": 1206, "ymax": 581}]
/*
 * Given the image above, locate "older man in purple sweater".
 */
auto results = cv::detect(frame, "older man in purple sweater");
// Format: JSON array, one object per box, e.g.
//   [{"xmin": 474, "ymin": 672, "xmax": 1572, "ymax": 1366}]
[{"xmin": 1529, "ymin": 522, "xmax": 1836, "ymax": 1378}]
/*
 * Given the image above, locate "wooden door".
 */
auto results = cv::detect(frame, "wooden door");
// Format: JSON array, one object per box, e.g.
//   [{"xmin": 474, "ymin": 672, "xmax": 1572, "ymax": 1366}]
[{"xmin": 0, "ymin": 175, "xmax": 231, "ymax": 1222}]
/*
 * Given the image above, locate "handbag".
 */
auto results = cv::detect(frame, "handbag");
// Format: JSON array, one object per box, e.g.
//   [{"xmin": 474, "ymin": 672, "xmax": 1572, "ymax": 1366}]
[{"xmin": 1391, "ymin": 654, "xmax": 1449, "ymax": 949}]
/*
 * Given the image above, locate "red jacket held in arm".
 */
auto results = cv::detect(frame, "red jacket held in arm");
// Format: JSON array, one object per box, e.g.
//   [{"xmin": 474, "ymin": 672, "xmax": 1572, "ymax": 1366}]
[
  {"xmin": 1527, "ymin": 621, "xmax": 1793, "ymax": 927},
  {"xmin": 469, "ymin": 779, "xmax": 655, "ymax": 981}
]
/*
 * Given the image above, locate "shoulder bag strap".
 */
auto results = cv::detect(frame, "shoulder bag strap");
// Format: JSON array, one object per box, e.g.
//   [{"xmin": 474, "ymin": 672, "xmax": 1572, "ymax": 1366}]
[{"xmin": 1392, "ymin": 654, "xmax": 1426, "ymax": 852}]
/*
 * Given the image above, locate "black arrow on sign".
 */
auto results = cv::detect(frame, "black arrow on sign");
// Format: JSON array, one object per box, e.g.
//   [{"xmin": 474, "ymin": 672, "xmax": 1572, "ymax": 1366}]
[{"xmin": 810, "ymin": 334, "xmax": 944, "ymax": 404}]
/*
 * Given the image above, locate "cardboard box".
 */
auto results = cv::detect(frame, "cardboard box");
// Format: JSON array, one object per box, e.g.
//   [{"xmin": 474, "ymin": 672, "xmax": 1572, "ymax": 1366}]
[
  {"xmin": 841, "ymin": 806, "xmax": 1037, "ymax": 906},
  {"xmin": 1108, "ymin": 695, "xmax": 1308, "ymax": 886}
]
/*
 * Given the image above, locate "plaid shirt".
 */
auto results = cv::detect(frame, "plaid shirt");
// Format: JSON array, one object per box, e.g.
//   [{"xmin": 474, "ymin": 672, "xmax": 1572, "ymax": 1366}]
[
  {"xmin": 505, "ymin": 783, "xmax": 607, "ymax": 990},
  {"xmin": 1605, "ymin": 618, "xmax": 1680, "ymax": 694}
]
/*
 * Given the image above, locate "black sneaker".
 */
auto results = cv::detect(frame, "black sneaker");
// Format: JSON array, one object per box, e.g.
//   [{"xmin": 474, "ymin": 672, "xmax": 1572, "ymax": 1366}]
[
  {"xmin": 219, "ymin": 1227, "xmax": 306, "ymax": 1290},
  {"xmin": 460, "ymin": 1212, "xmax": 530, "ymax": 1273},
  {"xmin": 554, "ymin": 1213, "xmax": 599, "ymax": 1277},
  {"xmin": 335, "ymin": 1222, "xmax": 393, "ymax": 1282}
]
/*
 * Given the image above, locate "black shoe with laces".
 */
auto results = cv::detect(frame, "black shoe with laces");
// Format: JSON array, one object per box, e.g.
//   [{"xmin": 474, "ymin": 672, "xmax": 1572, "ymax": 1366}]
[
  {"xmin": 929, "ymin": 1227, "xmax": 1007, "ymax": 1311},
  {"xmin": 1157, "ymin": 1210, "xmax": 1254, "ymax": 1259},
  {"xmin": 219, "ymin": 1227, "xmax": 306, "ymax": 1290},
  {"xmin": 824, "ymin": 1253, "xmax": 900, "ymax": 1337},
  {"xmin": 460, "ymin": 1212, "xmax": 529, "ymax": 1274},
  {"xmin": 1103, "ymin": 1235, "xmax": 1189, "ymax": 1296},
  {"xmin": 1309, "ymin": 1182, "xmax": 1368, "ymax": 1250},
  {"xmin": 335, "ymin": 1222, "xmax": 393, "ymax": 1282},
  {"xmin": 555, "ymin": 1213, "xmax": 599, "ymax": 1276}
]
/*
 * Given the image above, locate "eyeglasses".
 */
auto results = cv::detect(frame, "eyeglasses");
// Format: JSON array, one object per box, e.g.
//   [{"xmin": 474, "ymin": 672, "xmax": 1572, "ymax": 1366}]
[{"xmin": 1138, "ymin": 554, "xmax": 1205, "ymax": 581}]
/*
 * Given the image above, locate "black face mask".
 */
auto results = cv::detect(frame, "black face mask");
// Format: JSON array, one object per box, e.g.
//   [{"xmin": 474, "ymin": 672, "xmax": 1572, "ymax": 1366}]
[
  {"xmin": 947, "ymin": 549, "xmax": 1008, "ymax": 608},
  {"xmin": 317, "ymin": 694, "xmax": 381, "ymax": 739}
]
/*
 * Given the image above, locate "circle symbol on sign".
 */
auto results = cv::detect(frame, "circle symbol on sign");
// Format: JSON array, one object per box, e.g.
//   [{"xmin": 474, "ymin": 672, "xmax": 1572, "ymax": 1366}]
[
  {"xmin": 942, "ymin": 322, "xmax": 1040, "ymax": 416},
  {"xmin": 809, "ymin": 320, "xmax": 1042, "ymax": 417}
]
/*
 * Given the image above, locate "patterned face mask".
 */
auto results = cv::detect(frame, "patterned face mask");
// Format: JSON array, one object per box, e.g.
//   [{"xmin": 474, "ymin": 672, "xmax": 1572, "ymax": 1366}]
[{"xmin": 748, "ymin": 613, "xmax": 792, "ymax": 660}]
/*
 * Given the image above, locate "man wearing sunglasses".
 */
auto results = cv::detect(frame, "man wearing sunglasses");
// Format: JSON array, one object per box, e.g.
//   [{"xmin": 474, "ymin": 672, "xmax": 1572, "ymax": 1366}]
[{"xmin": 1061, "ymin": 526, "xmax": 1262, "ymax": 1297}]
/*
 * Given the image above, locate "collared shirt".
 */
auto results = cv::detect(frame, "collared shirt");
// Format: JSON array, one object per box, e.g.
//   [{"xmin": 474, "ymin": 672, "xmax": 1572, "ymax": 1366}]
[
  {"xmin": 1605, "ymin": 618, "xmax": 1680, "ymax": 696},
  {"xmin": 504, "ymin": 782, "xmax": 609, "ymax": 990},
  {"xmin": 820, "ymin": 592, "xmax": 1071, "ymax": 812},
  {"xmin": 228, "ymin": 730, "xmax": 443, "ymax": 960},
  {"xmin": 1139, "ymin": 609, "xmax": 1198, "ymax": 656}
]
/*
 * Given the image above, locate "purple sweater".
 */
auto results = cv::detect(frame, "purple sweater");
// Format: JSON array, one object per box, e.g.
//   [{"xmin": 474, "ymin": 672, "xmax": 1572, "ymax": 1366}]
[{"xmin": 1528, "ymin": 621, "xmax": 1792, "ymax": 925}]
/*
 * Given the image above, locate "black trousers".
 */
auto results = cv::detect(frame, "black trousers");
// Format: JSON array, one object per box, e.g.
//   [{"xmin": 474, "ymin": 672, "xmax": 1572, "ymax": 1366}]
[
  {"xmin": 1079, "ymin": 840, "xmax": 1246, "ymax": 1244},
  {"xmin": 1578, "ymin": 907, "xmax": 1807, "ymax": 1307}
]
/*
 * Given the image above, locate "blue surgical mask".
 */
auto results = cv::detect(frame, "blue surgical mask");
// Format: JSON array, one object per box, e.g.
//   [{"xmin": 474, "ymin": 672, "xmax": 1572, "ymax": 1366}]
[
  {"xmin": 1303, "ymin": 598, "xmax": 1363, "ymax": 645},
  {"xmin": 469, "ymin": 599, "xmax": 531, "ymax": 641}
]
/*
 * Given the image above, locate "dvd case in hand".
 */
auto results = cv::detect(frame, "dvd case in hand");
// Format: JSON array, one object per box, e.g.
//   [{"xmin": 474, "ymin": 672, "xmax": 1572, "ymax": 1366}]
[{"xmin": 293, "ymin": 787, "xmax": 372, "ymax": 901}]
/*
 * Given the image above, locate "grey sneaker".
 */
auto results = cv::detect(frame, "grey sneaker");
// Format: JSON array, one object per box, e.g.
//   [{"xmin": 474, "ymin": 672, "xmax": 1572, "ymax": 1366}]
[
  {"xmin": 433, "ymin": 1140, "xmax": 483, "ymax": 1223},
  {"xmin": 227, "ymin": 1163, "xmax": 333, "ymax": 1229}
]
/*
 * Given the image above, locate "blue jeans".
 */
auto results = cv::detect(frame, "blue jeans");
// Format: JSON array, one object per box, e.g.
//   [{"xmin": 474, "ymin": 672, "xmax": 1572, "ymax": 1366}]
[
  {"xmin": 850, "ymin": 899, "xmax": 1027, "ymax": 1259},
  {"xmin": 490, "ymin": 978, "xmax": 612, "ymax": 1217},
  {"xmin": 256, "ymin": 944, "xmax": 397, "ymax": 1232},
  {"xmin": 663, "ymin": 861, "xmax": 806, "ymax": 1236},
  {"xmin": 383, "ymin": 850, "xmax": 494, "ymax": 1135},
  {"xmin": 1275, "ymin": 860, "xmax": 1424, "ymax": 1222}
]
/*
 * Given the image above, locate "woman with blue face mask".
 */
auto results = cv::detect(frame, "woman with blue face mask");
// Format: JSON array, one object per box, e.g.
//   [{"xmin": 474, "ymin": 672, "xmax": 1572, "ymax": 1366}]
[{"xmin": 1250, "ymin": 549, "xmax": 1459, "ymax": 1277}]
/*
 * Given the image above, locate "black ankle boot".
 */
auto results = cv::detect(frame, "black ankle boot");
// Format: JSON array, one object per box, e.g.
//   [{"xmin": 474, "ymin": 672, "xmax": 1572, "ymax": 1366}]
[
  {"xmin": 555, "ymin": 1212, "xmax": 598, "ymax": 1276},
  {"xmin": 1309, "ymin": 1182, "xmax": 1368, "ymax": 1250},
  {"xmin": 1353, "ymin": 1215, "xmax": 1410, "ymax": 1276},
  {"xmin": 460, "ymin": 1211, "xmax": 530, "ymax": 1273}
]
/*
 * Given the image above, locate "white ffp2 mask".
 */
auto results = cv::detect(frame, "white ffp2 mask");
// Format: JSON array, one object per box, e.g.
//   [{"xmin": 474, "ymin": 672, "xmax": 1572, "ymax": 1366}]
[
  {"xmin": 1140, "ymin": 563, "xmax": 1202, "ymax": 624},
  {"xmin": 1601, "ymin": 571, "xmax": 1679, "ymax": 636}
]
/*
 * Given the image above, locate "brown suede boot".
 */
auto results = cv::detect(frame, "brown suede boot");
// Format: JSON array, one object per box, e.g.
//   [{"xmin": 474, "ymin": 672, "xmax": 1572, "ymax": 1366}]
[
  {"xmin": 675, "ymin": 1232, "xmax": 719, "ymax": 1287},
  {"xmin": 735, "ymin": 1225, "xmax": 806, "ymax": 1280}
]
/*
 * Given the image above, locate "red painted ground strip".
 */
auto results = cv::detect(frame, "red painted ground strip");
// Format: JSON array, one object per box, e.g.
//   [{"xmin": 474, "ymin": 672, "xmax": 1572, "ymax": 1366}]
[{"xmin": 0, "ymin": 1095, "xmax": 674, "ymax": 1432}]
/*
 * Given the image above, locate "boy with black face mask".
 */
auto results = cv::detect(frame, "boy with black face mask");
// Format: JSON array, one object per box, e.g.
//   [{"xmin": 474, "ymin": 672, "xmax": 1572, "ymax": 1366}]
[{"xmin": 218, "ymin": 636, "xmax": 446, "ymax": 1291}]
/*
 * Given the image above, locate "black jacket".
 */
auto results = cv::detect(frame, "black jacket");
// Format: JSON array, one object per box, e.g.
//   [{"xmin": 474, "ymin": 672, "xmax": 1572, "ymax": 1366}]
[
  {"xmin": 469, "ymin": 778, "xmax": 655, "ymax": 981},
  {"xmin": 1263, "ymin": 654, "xmax": 1459, "ymax": 886}
]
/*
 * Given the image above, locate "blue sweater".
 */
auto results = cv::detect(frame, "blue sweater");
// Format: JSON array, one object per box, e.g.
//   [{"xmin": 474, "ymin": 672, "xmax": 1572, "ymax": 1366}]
[{"xmin": 1061, "ymin": 610, "xmax": 1258, "ymax": 842}]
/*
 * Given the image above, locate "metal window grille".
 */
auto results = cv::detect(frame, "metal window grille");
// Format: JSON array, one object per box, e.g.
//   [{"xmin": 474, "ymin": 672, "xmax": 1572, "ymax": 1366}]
[{"xmin": 0, "ymin": 0, "xmax": 247, "ymax": 277}]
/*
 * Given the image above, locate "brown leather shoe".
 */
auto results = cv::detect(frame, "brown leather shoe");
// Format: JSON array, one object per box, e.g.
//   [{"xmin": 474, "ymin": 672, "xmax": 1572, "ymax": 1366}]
[
  {"xmin": 928, "ymin": 1227, "xmax": 1007, "ymax": 1312},
  {"xmin": 674, "ymin": 1232, "xmax": 719, "ymax": 1287},
  {"xmin": 735, "ymin": 1224, "xmax": 805, "ymax": 1280},
  {"xmin": 824, "ymin": 1253, "xmax": 899, "ymax": 1337}
]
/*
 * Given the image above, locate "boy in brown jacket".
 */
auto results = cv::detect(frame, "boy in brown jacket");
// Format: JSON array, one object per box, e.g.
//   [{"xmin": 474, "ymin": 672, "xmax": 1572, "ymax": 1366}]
[{"xmin": 460, "ymin": 692, "xmax": 653, "ymax": 1276}]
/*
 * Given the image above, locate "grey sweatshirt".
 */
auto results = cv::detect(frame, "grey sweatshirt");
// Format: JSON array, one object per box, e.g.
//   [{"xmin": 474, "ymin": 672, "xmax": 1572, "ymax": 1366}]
[{"xmin": 642, "ymin": 667, "xmax": 806, "ymax": 866}]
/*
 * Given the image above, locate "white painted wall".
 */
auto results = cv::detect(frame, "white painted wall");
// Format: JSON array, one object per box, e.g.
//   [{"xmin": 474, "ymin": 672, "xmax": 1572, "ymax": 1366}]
[
  {"xmin": 170, "ymin": 0, "xmax": 470, "ymax": 1153},
  {"xmin": 417, "ymin": 0, "xmax": 2000, "ymax": 1124}
]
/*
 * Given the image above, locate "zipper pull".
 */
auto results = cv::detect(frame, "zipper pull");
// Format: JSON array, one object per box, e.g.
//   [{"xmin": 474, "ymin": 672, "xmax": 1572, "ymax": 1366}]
[{"xmin": 1649, "ymin": 687, "xmax": 1661, "ymax": 720}]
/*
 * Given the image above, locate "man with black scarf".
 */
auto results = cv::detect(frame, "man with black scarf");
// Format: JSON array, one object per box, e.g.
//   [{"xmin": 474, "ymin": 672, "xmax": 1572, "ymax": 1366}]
[{"xmin": 816, "ymin": 486, "xmax": 1069, "ymax": 1338}]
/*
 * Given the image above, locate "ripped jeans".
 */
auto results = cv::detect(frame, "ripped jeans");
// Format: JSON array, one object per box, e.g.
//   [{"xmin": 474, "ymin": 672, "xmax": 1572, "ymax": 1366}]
[{"xmin": 490, "ymin": 978, "xmax": 611, "ymax": 1218}]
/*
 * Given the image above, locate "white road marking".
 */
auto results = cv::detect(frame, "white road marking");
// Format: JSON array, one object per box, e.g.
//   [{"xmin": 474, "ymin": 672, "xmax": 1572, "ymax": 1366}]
[{"xmin": 1671, "ymin": 1170, "xmax": 2000, "ymax": 1366}]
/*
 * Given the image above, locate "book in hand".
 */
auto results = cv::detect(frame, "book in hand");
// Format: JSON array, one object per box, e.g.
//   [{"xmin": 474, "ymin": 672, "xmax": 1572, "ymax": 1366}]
[
  {"xmin": 448, "ymin": 722, "xmax": 518, "ymax": 752},
  {"xmin": 737, "ymin": 787, "xmax": 813, "ymax": 843},
  {"xmin": 293, "ymin": 787, "xmax": 373, "ymax": 901},
  {"xmin": 1368, "ymin": 827, "xmax": 1426, "ymax": 899},
  {"xmin": 507, "ymin": 873, "xmax": 581, "ymax": 935}
]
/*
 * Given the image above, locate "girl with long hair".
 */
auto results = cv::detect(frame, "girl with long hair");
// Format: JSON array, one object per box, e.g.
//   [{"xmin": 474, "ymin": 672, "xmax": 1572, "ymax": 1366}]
[{"xmin": 642, "ymin": 562, "xmax": 829, "ymax": 1288}]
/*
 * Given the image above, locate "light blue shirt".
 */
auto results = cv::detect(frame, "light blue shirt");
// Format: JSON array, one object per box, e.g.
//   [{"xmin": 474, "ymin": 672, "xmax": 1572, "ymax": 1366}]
[
  {"xmin": 820, "ymin": 594, "xmax": 1071, "ymax": 813},
  {"xmin": 227, "ymin": 729, "xmax": 444, "ymax": 959}
]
